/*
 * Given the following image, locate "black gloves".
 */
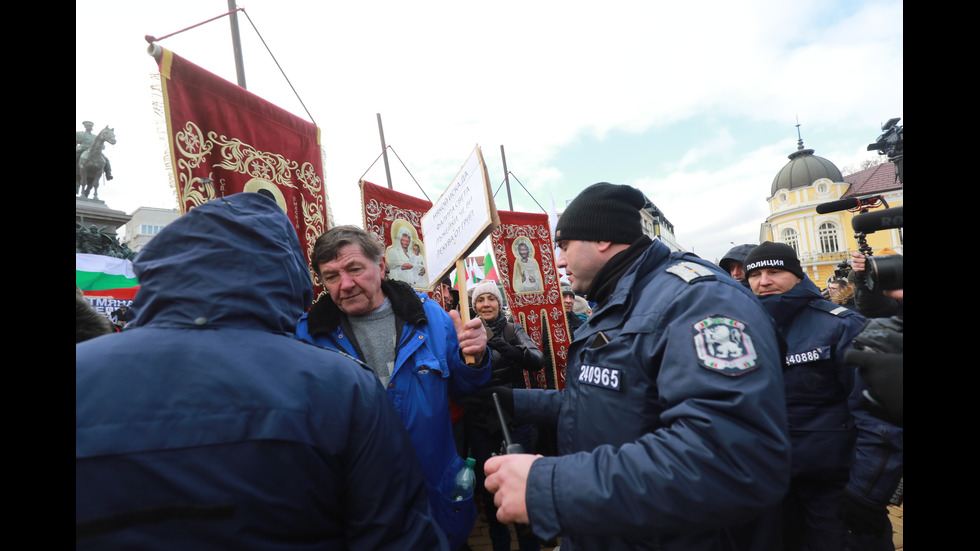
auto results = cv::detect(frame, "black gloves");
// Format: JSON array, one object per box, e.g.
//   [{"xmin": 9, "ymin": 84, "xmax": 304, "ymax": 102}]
[
  {"xmin": 461, "ymin": 385, "xmax": 513, "ymax": 416},
  {"xmin": 484, "ymin": 386, "xmax": 514, "ymax": 436},
  {"xmin": 487, "ymin": 386, "xmax": 514, "ymax": 417},
  {"xmin": 455, "ymin": 386, "xmax": 514, "ymax": 435},
  {"xmin": 847, "ymin": 315, "xmax": 903, "ymax": 427},
  {"xmin": 489, "ymin": 336, "xmax": 524, "ymax": 362},
  {"xmin": 845, "ymin": 349, "xmax": 903, "ymax": 427},
  {"xmin": 839, "ymin": 490, "xmax": 890, "ymax": 537}
]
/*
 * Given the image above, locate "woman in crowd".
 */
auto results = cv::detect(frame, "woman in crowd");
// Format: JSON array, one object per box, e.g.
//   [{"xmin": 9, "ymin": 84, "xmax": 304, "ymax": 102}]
[{"xmin": 465, "ymin": 280, "xmax": 545, "ymax": 551}]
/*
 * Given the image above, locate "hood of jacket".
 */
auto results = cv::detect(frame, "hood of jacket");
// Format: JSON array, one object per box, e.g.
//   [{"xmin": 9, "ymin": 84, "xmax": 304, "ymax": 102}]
[
  {"xmin": 126, "ymin": 193, "xmax": 313, "ymax": 335},
  {"xmin": 719, "ymin": 243, "xmax": 756, "ymax": 273}
]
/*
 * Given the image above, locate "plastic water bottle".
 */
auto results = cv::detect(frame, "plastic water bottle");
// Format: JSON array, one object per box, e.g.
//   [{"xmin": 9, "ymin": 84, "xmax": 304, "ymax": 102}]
[{"xmin": 450, "ymin": 457, "xmax": 476, "ymax": 501}]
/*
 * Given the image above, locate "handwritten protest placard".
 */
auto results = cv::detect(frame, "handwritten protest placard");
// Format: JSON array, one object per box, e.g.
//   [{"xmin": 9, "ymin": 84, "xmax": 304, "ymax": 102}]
[{"xmin": 422, "ymin": 145, "xmax": 499, "ymax": 288}]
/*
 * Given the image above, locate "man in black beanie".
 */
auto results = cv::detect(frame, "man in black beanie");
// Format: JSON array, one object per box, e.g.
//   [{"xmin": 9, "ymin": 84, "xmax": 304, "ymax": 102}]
[
  {"xmin": 742, "ymin": 241, "xmax": 805, "ymax": 294},
  {"xmin": 743, "ymin": 241, "xmax": 903, "ymax": 551},
  {"xmin": 484, "ymin": 182, "xmax": 792, "ymax": 550}
]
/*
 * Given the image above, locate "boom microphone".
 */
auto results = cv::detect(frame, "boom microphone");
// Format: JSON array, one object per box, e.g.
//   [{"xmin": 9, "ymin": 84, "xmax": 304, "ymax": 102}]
[
  {"xmin": 852, "ymin": 206, "xmax": 904, "ymax": 233},
  {"xmin": 815, "ymin": 198, "xmax": 859, "ymax": 214}
]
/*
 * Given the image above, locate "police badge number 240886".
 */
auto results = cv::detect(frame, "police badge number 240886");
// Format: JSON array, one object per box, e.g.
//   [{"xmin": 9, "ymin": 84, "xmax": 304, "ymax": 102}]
[{"xmin": 693, "ymin": 316, "xmax": 759, "ymax": 376}]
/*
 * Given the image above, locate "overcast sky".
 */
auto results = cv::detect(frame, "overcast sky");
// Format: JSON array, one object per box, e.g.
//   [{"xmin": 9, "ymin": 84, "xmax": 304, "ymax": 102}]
[{"xmin": 76, "ymin": 0, "xmax": 903, "ymax": 263}]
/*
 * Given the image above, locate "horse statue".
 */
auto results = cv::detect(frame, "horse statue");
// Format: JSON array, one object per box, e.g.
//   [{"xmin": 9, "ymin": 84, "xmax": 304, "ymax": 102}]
[{"xmin": 76, "ymin": 126, "xmax": 116, "ymax": 200}]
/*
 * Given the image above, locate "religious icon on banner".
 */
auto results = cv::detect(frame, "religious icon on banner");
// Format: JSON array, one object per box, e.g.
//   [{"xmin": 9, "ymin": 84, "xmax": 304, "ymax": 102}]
[
  {"xmin": 385, "ymin": 219, "xmax": 427, "ymax": 289},
  {"xmin": 511, "ymin": 236, "xmax": 543, "ymax": 294}
]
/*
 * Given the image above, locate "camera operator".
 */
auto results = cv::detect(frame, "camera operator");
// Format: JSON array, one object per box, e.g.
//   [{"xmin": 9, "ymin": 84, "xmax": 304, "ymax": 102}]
[
  {"xmin": 850, "ymin": 251, "xmax": 903, "ymax": 318},
  {"xmin": 848, "ymin": 236, "xmax": 903, "ymax": 428},
  {"xmin": 844, "ymin": 118, "xmax": 903, "ymax": 431}
]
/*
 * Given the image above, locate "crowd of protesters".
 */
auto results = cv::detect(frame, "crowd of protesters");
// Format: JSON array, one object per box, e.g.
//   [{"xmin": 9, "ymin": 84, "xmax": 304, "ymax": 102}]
[{"xmin": 77, "ymin": 185, "xmax": 902, "ymax": 551}]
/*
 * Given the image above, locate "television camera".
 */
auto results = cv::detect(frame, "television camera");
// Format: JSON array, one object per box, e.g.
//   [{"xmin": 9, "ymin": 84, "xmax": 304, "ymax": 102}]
[
  {"xmin": 818, "ymin": 117, "xmax": 904, "ymax": 290},
  {"xmin": 867, "ymin": 117, "xmax": 903, "ymax": 187},
  {"xmin": 858, "ymin": 116, "xmax": 904, "ymax": 291}
]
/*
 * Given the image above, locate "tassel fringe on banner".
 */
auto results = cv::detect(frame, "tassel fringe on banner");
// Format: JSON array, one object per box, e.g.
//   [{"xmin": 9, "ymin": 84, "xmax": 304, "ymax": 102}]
[{"xmin": 149, "ymin": 72, "xmax": 180, "ymax": 208}]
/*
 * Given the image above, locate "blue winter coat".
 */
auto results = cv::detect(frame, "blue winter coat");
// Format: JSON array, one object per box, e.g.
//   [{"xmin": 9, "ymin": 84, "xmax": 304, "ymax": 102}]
[
  {"xmin": 76, "ymin": 194, "xmax": 447, "ymax": 551},
  {"xmin": 757, "ymin": 277, "xmax": 903, "ymax": 502},
  {"xmin": 516, "ymin": 239, "xmax": 792, "ymax": 551},
  {"xmin": 295, "ymin": 280, "xmax": 489, "ymax": 550}
]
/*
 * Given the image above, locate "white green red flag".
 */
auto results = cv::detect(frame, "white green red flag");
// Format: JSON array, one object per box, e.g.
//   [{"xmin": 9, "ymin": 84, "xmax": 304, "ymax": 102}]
[
  {"xmin": 76, "ymin": 253, "xmax": 139, "ymax": 300},
  {"xmin": 483, "ymin": 252, "xmax": 498, "ymax": 281}
]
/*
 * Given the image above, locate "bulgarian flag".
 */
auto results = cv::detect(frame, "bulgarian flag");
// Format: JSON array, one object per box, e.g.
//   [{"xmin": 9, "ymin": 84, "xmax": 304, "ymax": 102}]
[
  {"xmin": 449, "ymin": 253, "xmax": 497, "ymax": 288},
  {"xmin": 483, "ymin": 252, "xmax": 498, "ymax": 282},
  {"xmin": 76, "ymin": 253, "xmax": 140, "ymax": 300},
  {"xmin": 468, "ymin": 257, "xmax": 484, "ymax": 283}
]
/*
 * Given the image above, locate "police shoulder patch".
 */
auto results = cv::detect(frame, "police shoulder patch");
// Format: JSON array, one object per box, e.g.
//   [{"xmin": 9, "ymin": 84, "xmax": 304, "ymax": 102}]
[
  {"xmin": 808, "ymin": 299, "xmax": 853, "ymax": 317},
  {"xmin": 666, "ymin": 262, "xmax": 716, "ymax": 283},
  {"xmin": 692, "ymin": 316, "xmax": 759, "ymax": 376}
]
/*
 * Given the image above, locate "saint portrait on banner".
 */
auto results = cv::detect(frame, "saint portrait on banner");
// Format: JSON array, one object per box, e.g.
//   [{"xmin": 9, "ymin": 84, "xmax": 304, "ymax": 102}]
[
  {"xmin": 385, "ymin": 219, "xmax": 426, "ymax": 288},
  {"xmin": 511, "ymin": 236, "xmax": 543, "ymax": 294}
]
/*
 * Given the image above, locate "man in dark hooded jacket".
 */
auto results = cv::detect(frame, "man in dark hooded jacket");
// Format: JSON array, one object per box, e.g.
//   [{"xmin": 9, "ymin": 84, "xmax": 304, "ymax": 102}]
[
  {"xmin": 76, "ymin": 193, "xmax": 447, "ymax": 551},
  {"xmin": 719, "ymin": 243, "xmax": 756, "ymax": 282}
]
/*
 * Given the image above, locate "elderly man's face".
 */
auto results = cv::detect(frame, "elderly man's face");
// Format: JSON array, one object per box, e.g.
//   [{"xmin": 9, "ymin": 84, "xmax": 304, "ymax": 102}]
[
  {"xmin": 729, "ymin": 262, "xmax": 745, "ymax": 281},
  {"xmin": 317, "ymin": 243, "xmax": 387, "ymax": 316},
  {"xmin": 748, "ymin": 268, "xmax": 801, "ymax": 296}
]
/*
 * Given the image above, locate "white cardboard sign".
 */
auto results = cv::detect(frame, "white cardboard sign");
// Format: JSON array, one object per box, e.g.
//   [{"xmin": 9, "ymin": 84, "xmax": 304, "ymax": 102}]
[{"xmin": 422, "ymin": 145, "xmax": 499, "ymax": 288}]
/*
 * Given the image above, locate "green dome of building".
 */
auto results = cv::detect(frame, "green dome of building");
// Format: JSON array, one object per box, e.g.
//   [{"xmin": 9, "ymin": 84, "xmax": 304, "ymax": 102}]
[{"xmin": 770, "ymin": 140, "xmax": 843, "ymax": 196}]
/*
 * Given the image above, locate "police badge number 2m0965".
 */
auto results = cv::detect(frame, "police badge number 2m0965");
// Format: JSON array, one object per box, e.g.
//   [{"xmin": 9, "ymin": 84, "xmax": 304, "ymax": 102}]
[
  {"xmin": 692, "ymin": 316, "xmax": 759, "ymax": 376},
  {"xmin": 577, "ymin": 364, "xmax": 623, "ymax": 391}
]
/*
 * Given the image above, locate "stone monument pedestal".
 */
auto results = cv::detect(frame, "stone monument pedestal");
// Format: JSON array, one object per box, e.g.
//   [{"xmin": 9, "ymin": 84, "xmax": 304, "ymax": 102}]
[{"xmin": 76, "ymin": 196, "xmax": 131, "ymax": 234}]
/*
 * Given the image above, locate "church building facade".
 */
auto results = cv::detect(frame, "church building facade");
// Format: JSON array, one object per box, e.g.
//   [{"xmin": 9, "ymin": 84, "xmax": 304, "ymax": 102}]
[{"xmin": 759, "ymin": 138, "xmax": 903, "ymax": 286}]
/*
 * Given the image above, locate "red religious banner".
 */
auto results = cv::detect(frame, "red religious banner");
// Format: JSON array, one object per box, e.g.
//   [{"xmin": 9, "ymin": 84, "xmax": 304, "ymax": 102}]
[
  {"xmin": 156, "ymin": 47, "xmax": 328, "ymax": 280},
  {"xmin": 491, "ymin": 211, "xmax": 568, "ymax": 390},
  {"xmin": 361, "ymin": 180, "xmax": 452, "ymax": 304}
]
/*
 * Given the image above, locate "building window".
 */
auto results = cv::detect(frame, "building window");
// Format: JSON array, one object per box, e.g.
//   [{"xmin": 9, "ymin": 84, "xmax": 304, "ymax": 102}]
[
  {"xmin": 817, "ymin": 222, "xmax": 840, "ymax": 253},
  {"xmin": 781, "ymin": 228, "xmax": 799, "ymax": 256}
]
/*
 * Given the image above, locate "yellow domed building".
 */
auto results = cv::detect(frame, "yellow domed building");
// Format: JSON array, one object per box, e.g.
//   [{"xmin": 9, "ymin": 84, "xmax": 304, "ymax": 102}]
[{"xmin": 759, "ymin": 137, "xmax": 903, "ymax": 287}]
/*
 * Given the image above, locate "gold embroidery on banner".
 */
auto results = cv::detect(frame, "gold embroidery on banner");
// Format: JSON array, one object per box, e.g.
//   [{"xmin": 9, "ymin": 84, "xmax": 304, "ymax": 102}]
[
  {"xmin": 303, "ymin": 196, "xmax": 325, "ymax": 262},
  {"xmin": 173, "ymin": 121, "xmax": 327, "ymax": 211},
  {"xmin": 173, "ymin": 122, "xmax": 215, "ymax": 208},
  {"xmin": 208, "ymin": 131, "xmax": 300, "ymax": 189},
  {"xmin": 298, "ymin": 161, "xmax": 321, "ymax": 192}
]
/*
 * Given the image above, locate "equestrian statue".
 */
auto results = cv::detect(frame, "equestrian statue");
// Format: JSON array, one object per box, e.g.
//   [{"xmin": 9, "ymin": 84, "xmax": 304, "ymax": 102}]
[{"xmin": 76, "ymin": 121, "xmax": 115, "ymax": 200}]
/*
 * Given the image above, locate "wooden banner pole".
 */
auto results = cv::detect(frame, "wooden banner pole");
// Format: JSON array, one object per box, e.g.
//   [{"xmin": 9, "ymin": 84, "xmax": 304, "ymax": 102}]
[{"xmin": 455, "ymin": 258, "xmax": 477, "ymax": 365}]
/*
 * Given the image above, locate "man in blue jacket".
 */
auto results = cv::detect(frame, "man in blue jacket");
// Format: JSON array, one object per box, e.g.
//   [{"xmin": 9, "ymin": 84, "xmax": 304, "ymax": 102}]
[
  {"xmin": 76, "ymin": 193, "xmax": 447, "ymax": 550},
  {"xmin": 295, "ymin": 225, "xmax": 491, "ymax": 551},
  {"xmin": 744, "ymin": 241, "xmax": 902, "ymax": 551},
  {"xmin": 484, "ymin": 183, "xmax": 792, "ymax": 551}
]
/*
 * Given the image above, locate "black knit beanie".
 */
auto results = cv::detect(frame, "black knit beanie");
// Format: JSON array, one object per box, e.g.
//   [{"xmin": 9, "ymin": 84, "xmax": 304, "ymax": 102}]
[
  {"xmin": 555, "ymin": 182, "xmax": 646, "ymax": 244},
  {"xmin": 743, "ymin": 241, "xmax": 804, "ymax": 279}
]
